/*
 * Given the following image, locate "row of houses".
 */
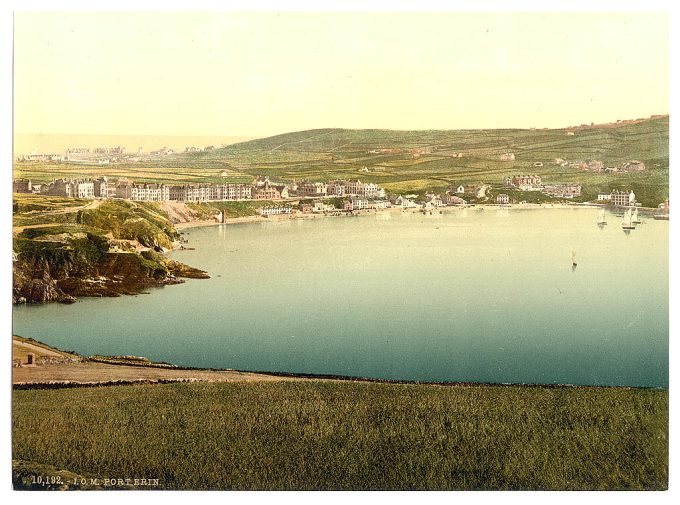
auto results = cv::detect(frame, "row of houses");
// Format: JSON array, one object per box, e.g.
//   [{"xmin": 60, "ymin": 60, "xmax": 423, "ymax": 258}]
[
  {"xmin": 64, "ymin": 146, "xmax": 125, "ymax": 155},
  {"xmin": 504, "ymin": 175, "xmax": 543, "ymax": 191},
  {"xmin": 13, "ymin": 176, "xmax": 387, "ymax": 205},
  {"xmin": 262, "ymin": 196, "xmax": 394, "ymax": 216},
  {"xmin": 387, "ymin": 189, "xmax": 468, "ymax": 209},
  {"xmin": 554, "ymin": 158, "xmax": 645, "ymax": 173},
  {"xmin": 15, "ymin": 177, "xmax": 275, "ymax": 202},
  {"xmin": 184, "ymin": 146, "xmax": 215, "ymax": 153},
  {"xmin": 541, "ymin": 184, "xmax": 583, "ymax": 199},
  {"xmin": 503, "ymin": 175, "xmax": 582, "ymax": 198},
  {"xmin": 290, "ymin": 179, "xmax": 386, "ymax": 198},
  {"xmin": 259, "ymin": 206, "xmax": 293, "ymax": 216},
  {"xmin": 16, "ymin": 154, "xmax": 65, "ymax": 162}
]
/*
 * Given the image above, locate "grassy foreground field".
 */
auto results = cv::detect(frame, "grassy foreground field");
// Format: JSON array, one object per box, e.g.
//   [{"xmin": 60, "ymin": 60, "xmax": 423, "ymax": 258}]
[{"xmin": 13, "ymin": 381, "xmax": 667, "ymax": 490}]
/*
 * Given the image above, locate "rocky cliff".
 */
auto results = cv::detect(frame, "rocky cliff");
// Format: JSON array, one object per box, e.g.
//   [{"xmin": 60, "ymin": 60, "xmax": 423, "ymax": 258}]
[
  {"xmin": 13, "ymin": 198, "xmax": 209, "ymax": 304},
  {"xmin": 13, "ymin": 233, "xmax": 209, "ymax": 304}
]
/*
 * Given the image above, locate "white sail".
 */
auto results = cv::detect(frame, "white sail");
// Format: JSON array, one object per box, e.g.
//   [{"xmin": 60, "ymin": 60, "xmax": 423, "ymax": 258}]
[
  {"xmin": 622, "ymin": 208, "xmax": 633, "ymax": 228},
  {"xmin": 632, "ymin": 207, "xmax": 639, "ymax": 223},
  {"xmin": 598, "ymin": 208, "xmax": 606, "ymax": 224}
]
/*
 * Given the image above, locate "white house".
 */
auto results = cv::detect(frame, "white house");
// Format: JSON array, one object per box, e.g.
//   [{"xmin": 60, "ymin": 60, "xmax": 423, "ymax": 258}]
[
  {"xmin": 390, "ymin": 195, "xmax": 419, "ymax": 208},
  {"xmin": 347, "ymin": 197, "xmax": 369, "ymax": 210},
  {"xmin": 422, "ymin": 194, "xmax": 444, "ymax": 208},
  {"xmin": 259, "ymin": 206, "xmax": 292, "ymax": 216},
  {"xmin": 609, "ymin": 190, "xmax": 636, "ymax": 207}
]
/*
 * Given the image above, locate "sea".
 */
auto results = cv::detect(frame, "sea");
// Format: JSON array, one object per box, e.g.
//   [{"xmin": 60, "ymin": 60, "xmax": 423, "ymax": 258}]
[{"xmin": 12, "ymin": 207, "xmax": 669, "ymax": 388}]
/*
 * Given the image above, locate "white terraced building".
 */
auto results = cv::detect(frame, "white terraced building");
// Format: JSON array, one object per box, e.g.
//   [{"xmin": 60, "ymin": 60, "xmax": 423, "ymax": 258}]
[
  {"xmin": 259, "ymin": 206, "xmax": 292, "ymax": 216},
  {"xmin": 610, "ymin": 190, "xmax": 636, "ymax": 207},
  {"xmin": 130, "ymin": 183, "xmax": 169, "ymax": 201},
  {"xmin": 542, "ymin": 184, "xmax": 581, "ymax": 199}
]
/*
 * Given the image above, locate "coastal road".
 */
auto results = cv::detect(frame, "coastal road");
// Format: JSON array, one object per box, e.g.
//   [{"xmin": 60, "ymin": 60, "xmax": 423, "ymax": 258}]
[
  {"xmin": 12, "ymin": 361, "xmax": 299, "ymax": 386},
  {"xmin": 13, "ymin": 338, "xmax": 68, "ymax": 359}
]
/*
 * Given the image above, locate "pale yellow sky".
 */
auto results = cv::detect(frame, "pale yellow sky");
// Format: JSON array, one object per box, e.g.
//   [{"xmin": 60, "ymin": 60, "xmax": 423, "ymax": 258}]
[{"xmin": 13, "ymin": 11, "xmax": 669, "ymax": 137}]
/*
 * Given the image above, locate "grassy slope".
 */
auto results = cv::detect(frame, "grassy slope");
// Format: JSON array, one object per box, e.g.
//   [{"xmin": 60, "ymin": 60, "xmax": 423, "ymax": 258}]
[
  {"xmin": 13, "ymin": 195, "xmax": 179, "ymax": 248},
  {"xmin": 13, "ymin": 381, "xmax": 667, "ymax": 491},
  {"xmin": 204, "ymin": 117, "xmax": 669, "ymax": 206},
  {"xmin": 14, "ymin": 117, "xmax": 669, "ymax": 206},
  {"xmin": 185, "ymin": 199, "xmax": 280, "ymax": 219}
]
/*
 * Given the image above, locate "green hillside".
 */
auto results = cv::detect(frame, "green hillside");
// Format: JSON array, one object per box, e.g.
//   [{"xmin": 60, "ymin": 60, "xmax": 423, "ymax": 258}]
[{"xmin": 14, "ymin": 116, "xmax": 669, "ymax": 206}]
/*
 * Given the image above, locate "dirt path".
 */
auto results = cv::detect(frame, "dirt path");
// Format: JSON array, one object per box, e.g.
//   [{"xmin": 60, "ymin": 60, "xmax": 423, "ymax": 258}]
[
  {"xmin": 14, "ymin": 340, "xmax": 65, "ymax": 359},
  {"xmin": 12, "ymin": 361, "xmax": 295, "ymax": 385},
  {"xmin": 12, "ymin": 222, "xmax": 78, "ymax": 234}
]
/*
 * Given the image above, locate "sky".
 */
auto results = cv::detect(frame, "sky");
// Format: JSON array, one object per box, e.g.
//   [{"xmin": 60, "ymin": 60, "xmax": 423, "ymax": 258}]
[{"xmin": 13, "ymin": 10, "xmax": 669, "ymax": 138}]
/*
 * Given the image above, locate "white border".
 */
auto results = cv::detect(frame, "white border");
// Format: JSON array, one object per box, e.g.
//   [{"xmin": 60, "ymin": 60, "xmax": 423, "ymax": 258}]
[{"xmin": 1, "ymin": 1, "xmax": 676, "ymax": 504}]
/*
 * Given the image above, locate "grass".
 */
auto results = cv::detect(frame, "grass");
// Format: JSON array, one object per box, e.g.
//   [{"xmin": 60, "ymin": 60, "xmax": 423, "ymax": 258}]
[
  {"xmin": 13, "ymin": 196, "xmax": 179, "ymax": 249},
  {"xmin": 78, "ymin": 201, "xmax": 179, "ymax": 249},
  {"xmin": 12, "ymin": 381, "xmax": 668, "ymax": 490},
  {"xmin": 13, "ymin": 194, "xmax": 90, "ymax": 212},
  {"xmin": 186, "ymin": 200, "xmax": 280, "ymax": 219},
  {"xmin": 13, "ymin": 231, "xmax": 109, "ymax": 277}
]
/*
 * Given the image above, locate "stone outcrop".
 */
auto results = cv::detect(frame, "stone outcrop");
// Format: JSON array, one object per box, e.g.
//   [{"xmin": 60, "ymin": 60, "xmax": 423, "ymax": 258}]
[{"xmin": 13, "ymin": 234, "xmax": 208, "ymax": 304}]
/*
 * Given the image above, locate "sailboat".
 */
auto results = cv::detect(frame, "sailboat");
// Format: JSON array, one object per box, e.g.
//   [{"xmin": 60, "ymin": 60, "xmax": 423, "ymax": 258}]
[
  {"xmin": 597, "ymin": 207, "xmax": 607, "ymax": 227},
  {"xmin": 621, "ymin": 207, "xmax": 635, "ymax": 231},
  {"xmin": 632, "ymin": 207, "xmax": 641, "ymax": 224},
  {"xmin": 571, "ymin": 250, "xmax": 577, "ymax": 270}
]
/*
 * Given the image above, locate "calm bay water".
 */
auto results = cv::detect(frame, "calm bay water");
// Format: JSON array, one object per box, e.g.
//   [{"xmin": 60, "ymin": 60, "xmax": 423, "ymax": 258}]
[{"xmin": 13, "ymin": 208, "xmax": 669, "ymax": 387}]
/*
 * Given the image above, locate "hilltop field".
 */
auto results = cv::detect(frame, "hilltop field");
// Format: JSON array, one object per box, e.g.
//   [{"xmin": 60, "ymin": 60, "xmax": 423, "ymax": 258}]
[{"xmin": 14, "ymin": 116, "xmax": 669, "ymax": 207}]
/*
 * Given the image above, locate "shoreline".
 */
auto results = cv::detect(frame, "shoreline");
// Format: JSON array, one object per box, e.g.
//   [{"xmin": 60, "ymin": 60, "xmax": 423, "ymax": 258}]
[
  {"xmin": 12, "ymin": 337, "xmax": 664, "ymax": 391},
  {"xmin": 172, "ymin": 201, "xmax": 662, "ymax": 232}
]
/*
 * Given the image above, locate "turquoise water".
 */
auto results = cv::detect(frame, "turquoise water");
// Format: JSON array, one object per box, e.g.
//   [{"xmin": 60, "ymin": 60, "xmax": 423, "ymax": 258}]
[{"xmin": 13, "ymin": 208, "xmax": 669, "ymax": 387}]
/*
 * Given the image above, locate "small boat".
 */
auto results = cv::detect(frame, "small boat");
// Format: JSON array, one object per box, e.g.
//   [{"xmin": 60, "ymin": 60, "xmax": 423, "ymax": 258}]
[
  {"xmin": 653, "ymin": 213, "xmax": 669, "ymax": 221},
  {"xmin": 571, "ymin": 250, "xmax": 577, "ymax": 269},
  {"xmin": 632, "ymin": 207, "xmax": 641, "ymax": 224},
  {"xmin": 622, "ymin": 207, "xmax": 635, "ymax": 231},
  {"xmin": 597, "ymin": 207, "xmax": 607, "ymax": 227}
]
